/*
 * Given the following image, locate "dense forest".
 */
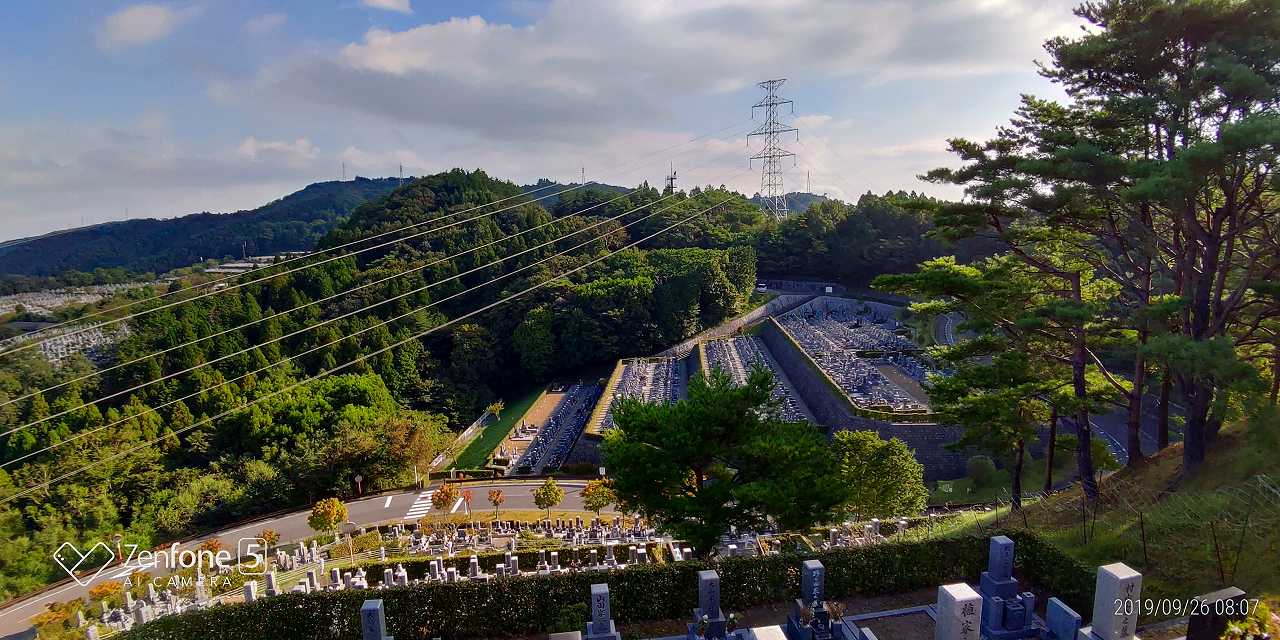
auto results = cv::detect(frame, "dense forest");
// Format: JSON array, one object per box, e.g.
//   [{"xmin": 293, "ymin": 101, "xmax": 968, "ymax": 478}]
[
  {"xmin": 0, "ymin": 178, "xmax": 402, "ymax": 284},
  {"xmin": 3, "ymin": 170, "xmax": 961, "ymax": 599}
]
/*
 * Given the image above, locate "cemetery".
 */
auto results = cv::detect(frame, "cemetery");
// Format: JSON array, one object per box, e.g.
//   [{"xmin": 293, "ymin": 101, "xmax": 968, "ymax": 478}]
[
  {"xmin": 104, "ymin": 530, "xmax": 1258, "ymax": 640},
  {"xmin": 597, "ymin": 358, "xmax": 687, "ymax": 432},
  {"xmin": 701, "ymin": 337, "xmax": 812, "ymax": 422},
  {"xmin": 511, "ymin": 383, "xmax": 604, "ymax": 474},
  {"xmin": 774, "ymin": 298, "xmax": 933, "ymax": 415}
]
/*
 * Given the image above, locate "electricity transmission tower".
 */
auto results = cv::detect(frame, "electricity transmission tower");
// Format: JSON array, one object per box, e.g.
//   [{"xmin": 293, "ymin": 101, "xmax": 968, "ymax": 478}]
[{"xmin": 748, "ymin": 79, "xmax": 798, "ymax": 219}]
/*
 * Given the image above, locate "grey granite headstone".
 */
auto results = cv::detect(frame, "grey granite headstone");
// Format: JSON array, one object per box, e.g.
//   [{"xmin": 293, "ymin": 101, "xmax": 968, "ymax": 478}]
[
  {"xmin": 590, "ymin": 583, "xmax": 611, "ymax": 630},
  {"xmin": 1045, "ymin": 597, "xmax": 1081, "ymax": 639},
  {"xmin": 800, "ymin": 559, "xmax": 825, "ymax": 606},
  {"xmin": 361, "ymin": 599, "xmax": 393, "ymax": 640},
  {"xmin": 698, "ymin": 570, "xmax": 722, "ymax": 618},
  {"xmin": 243, "ymin": 580, "xmax": 257, "ymax": 603},
  {"xmin": 988, "ymin": 536, "xmax": 1014, "ymax": 581},
  {"xmin": 266, "ymin": 571, "xmax": 278, "ymax": 596}
]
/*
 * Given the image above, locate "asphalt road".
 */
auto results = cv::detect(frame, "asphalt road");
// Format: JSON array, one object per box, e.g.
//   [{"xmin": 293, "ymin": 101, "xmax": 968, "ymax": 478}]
[{"xmin": 0, "ymin": 479, "xmax": 596, "ymax": 636}]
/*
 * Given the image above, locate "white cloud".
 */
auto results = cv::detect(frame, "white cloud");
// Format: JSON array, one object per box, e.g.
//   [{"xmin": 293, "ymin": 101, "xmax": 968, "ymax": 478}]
[
  {"xmin": 362, "ymin": 0, "xmax": 412, "ymax": 14},
  {"xmin": 0, "ymin": 119, "xmax": 332, "ymax": 240},
  {"xmin": 96, "ymin": 4, "xmax": 194, "ymax": 52},
  {"xmin": 254, "ymin": 0, "xmax": 1077, "ymax": 144},
  {"xmin": 237, "ymin": 137, "xmax": 319, "ymax": 165},
  {"xmin": 339, "ymin": 146, "xmax": 429, "ymax": 176},
  {"xmin": 245, "ymin": 13, "xmax": 287, "ymax": 35}
]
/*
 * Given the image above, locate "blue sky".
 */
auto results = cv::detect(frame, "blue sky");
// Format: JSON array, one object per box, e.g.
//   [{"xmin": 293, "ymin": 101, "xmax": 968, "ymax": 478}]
[{"xmin": 0, "ymin": 0, "xmax": 1079, "ymax": 241}]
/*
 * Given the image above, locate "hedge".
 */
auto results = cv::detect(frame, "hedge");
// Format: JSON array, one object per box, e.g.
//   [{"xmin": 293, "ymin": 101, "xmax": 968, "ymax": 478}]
[{"xmin": 118, "ymin": 532, "xmax": 1090, "ymax": 640}]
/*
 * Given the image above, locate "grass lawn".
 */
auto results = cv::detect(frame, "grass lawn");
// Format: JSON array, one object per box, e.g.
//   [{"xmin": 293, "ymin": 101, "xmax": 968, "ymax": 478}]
[
  {"xmin": 745, "ymin": 291, "xmax": 778, "ymax": 310},
  {"xmin": 930, "ymin": 450, "xmax": 1079, "ymax": 504},
  {"xmin": 929, "ymin": 414, "xmax": 1280, "ymax": 631},
  {"xmin": 449, "ymin": 387, "xmax": 543, "ymax": 469}
]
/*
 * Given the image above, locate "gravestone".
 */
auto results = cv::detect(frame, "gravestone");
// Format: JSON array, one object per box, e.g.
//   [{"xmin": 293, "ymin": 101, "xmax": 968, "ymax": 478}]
[
  {"xmin": 147, "ymin": 582, "xmax": 158, "ymax": 603},
  {"xmin": 331, "ymin": 568, "xmax": 342, "ymax": 587},
  {"xmin": 469, "ymin": 556, "xmax": 481, "ymax": 578},
  {"xmin": 75, "ymin": 610, "xmax": 86, "ymax": 627},
  {"xmin": 1186, "ymin": 587, "xmax": 1247, "ymax": 640},
  {"xmin": 784, "ymin": 560, "xmax": 852, "ymax": 640},
  {"xmin": 686, "ymin": 570, "xmax": 746, "ymax": 640},
  {"xmin": 977, "ymin": 536, "xmax": 1038, "ymax": 640},
  {"xmin": 935, "ymin": 583, "xmax": 982, "ymax": 640},
  {"xmin": 243, "ymin": 580, "xmax": 257, "ymax": 603},
  {"xmin": 86, "ymin": 626, "xmax": 101, "ymax": 640},
  {"xmin": 383, "ymin": 568, "xmax": 395, "ymax": 588},
  {"xmin": 266, "ymin": 571, "xmax": 279, "ymax": 596},
  {"xmin": 551, "ymin": 551, "xmax": 561, "ymax": 571},
  {"xmin": 1044, "ymin": 598, "xmax": 1082, "ymax": 640},
  {"xmin": 801, "ymin": 560, "xmax": 824, "ymax": 606},
  {"xmin": 585, "ymin": 583, "xmax": 622, "ymax": 640},
  {"xmin": 307, "ymin": 569, "xmax": 319, "ymax": 592},
  {"xmin": 1077, "ymin": 563, "xmax": 1141, "ymax": 640},
  {"xmin": 361, "ymin": 599, "xmax": 394, "ymax": 640}
]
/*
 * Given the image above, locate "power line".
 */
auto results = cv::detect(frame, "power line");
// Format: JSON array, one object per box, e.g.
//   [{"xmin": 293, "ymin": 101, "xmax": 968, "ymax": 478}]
[
  {"xmin": 748, "ymin": 79, "xmax": 798, "ymax": 220},
  {"xmin": 0, "ymin": 171, "xmax": 749, "ymax": 468},
  {"xmin": 0, "ymin": 127, "xmax": 752, "ymax": 413},
  {"xmin": 0, "ymin": 186, "xmax": 687, "ymax": 442},
  {"xmin": 2, "ymin": 193, "xmax": 737, "ymax": 505},
  {"xmin": 0, "ymin": 119, "xmax": 752, "ymax": 359}
]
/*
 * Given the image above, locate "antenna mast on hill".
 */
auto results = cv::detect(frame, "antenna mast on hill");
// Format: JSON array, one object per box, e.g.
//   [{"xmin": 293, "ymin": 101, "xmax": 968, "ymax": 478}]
[
  {"xmin": 665, "ymin": 162, "xmax": 678, "ymax": 194},
  {"xmin": 342, "ymin": 162, "xmax": 346, "ymax": 181},
  {"xmin": 748, "ymin": 78, "xmax": 798, "ymax": 219}
]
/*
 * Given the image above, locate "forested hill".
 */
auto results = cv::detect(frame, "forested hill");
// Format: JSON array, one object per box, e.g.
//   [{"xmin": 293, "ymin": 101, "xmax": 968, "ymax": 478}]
[
  {"xmin": 750, "ymin": 191, "xmax": 828, "ymax": 212},
  {"xmin": 0, "ymin": 177, "xmax": 402, "ymax": 279}
]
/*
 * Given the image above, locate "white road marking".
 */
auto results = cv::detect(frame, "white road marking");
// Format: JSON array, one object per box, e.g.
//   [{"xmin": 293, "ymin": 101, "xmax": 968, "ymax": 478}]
[
  {"xmin": 402, "ymin": 491, "xmax": 435, "ymax": 521},
  {"xmin": 450, "ymin": 497, "xmax": 464, "ymax": 514},
  {"xmin": 383, "ymin": 496, "xmax": 393, "ymax": 508}
]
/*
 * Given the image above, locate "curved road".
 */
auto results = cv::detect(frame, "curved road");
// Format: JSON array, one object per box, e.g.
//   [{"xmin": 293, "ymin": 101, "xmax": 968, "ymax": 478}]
[{"xmin": 0, "ymin": 479, "xmax": 598, "ymax": 637}]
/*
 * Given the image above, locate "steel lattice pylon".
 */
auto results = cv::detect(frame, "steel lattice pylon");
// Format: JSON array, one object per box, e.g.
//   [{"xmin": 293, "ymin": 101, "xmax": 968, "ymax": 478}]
[{"xmin": 748, "ymin": 79, "xmax": 798, "ymax": 220}]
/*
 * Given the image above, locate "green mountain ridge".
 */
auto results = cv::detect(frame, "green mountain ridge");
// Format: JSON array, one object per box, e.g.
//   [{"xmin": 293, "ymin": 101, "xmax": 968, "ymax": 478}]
[{"xmin": 0, "ymin": 177, "xmax": 404, "ymax": 280}]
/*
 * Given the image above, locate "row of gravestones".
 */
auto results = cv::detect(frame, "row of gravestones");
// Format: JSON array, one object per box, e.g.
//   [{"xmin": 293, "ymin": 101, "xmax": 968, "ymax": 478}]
[
  {"xmin": 280, "ymin": 535, "xmax": 1257, "ymax": 640},
  {"xmin": 81, "ymin": 579, "xmax": 213, "ymax": 640}
]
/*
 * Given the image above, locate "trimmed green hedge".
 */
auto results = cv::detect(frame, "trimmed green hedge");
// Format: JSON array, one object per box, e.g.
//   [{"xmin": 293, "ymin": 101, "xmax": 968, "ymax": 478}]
[{"xmin": 119, "ymin": 532, "xmax": 1090, "ymax": 640}]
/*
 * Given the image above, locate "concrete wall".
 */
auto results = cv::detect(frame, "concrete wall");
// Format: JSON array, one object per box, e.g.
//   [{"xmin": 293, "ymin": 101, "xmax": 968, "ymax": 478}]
[{"xmin": 758, "ymin": 319, "xmax": 857, "ymax": 425}]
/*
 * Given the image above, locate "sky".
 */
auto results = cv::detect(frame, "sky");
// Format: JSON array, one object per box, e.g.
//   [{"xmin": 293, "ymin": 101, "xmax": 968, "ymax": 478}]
[{"xmin": 0, "ymin": 0, "xmax": 1082, "ymax": 242}]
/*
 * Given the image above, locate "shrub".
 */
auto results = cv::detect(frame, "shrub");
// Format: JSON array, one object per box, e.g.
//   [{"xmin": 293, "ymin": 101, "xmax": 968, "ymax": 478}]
[{"xmin": 966, "ymin": 455, "xmax": 998, "ymax": 487}]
